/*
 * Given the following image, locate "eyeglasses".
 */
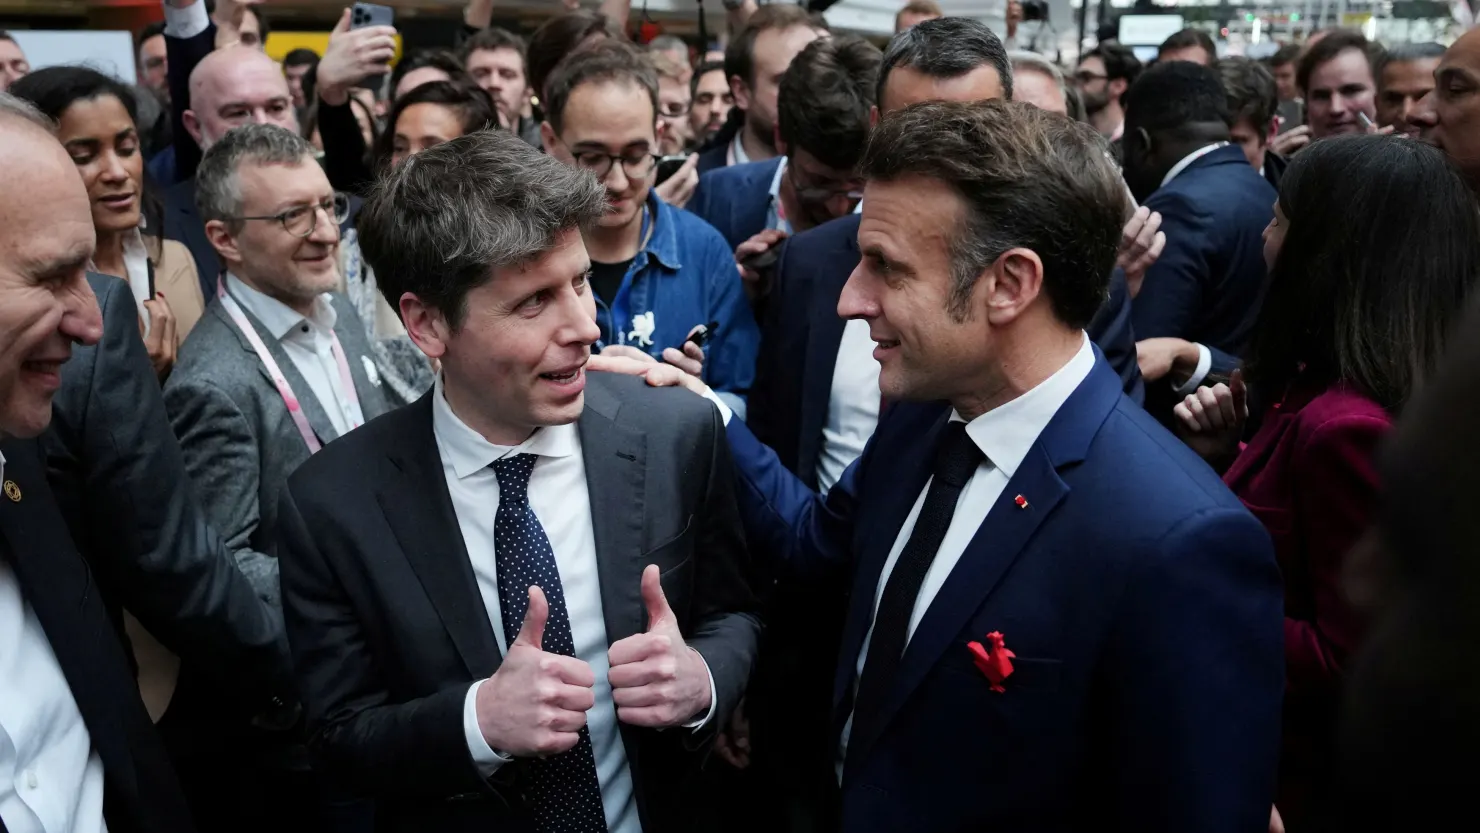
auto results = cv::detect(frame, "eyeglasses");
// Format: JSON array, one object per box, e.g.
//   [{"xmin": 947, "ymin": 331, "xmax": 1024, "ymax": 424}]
[
  {"xmin": 229, "ymin": 193, "xmax": 350, "ymax": 238},
  {"xmin": 1073, "ymin": 70, "xmax": 1109, "ymax": 85},
  {"xmin": 788, "ymin": 163, "xmax": 864, "ymax": 205},
  {"xmin": 658, "ymin": 101, "xmax": 691, "ymax": 118},
  {"xmin": 571, "ymin": 149, "xmax": 659, "ymax": 180}
]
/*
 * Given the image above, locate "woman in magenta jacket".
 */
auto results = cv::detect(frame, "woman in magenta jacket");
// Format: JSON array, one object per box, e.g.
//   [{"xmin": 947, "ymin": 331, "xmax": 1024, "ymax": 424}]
[{"xmin": 1176, "ymin": 134, "xmax": 1480, "ymax": 830}]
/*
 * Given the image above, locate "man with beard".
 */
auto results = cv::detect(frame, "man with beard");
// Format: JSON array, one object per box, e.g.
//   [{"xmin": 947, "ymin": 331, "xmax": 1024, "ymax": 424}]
[
  {"xmin": 1409, "ymin": 27, "xmax": 1480, "ymax": 194},
  {"xmin": 688, "ymin": 60, "xmax": 732, "ymax": 148},
  {"xmin": 1073, "ymin": 41, "xmax": 1141, "ymax": 142}
]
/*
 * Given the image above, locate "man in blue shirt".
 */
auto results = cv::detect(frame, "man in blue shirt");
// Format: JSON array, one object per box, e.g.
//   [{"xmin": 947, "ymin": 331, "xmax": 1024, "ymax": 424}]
[{"xmin": 541, "ymin": 39, "xmax": 759, "ymax": 411}]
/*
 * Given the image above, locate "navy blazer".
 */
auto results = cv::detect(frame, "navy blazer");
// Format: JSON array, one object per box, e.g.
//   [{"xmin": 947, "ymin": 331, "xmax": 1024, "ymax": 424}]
[
  {"xmin": 695, "ymin": 140, "xmax": 729, "ymax": 176},
  {"xmin": 1134, "ymin": 144, "xmax": 1276, "ymax": 357},
  {"xmin": 687, "ymin": 157, "xmax": 783, "ymax": 251},
  {"xmin": 749, "ymin": 213, "xmax": 1144, "ymax": 491},
  {"xmin": 727, "ymin": 354, "xmax": 1285, "ymax": 832}
]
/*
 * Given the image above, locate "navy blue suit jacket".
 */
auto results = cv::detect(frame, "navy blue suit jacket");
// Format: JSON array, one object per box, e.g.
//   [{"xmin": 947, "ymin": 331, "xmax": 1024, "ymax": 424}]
[
  {"xmin": 1134, "ymin": 144, "xmax": 1276, "ymax": 358},
  {"xmin": 748, "ymin": 213, "xmax": 1143, "ymax": 490},
  {"xmin": 687, "ymin": 158, "xmax": 782, "ymax": 251},
  {"xmin": 695, "ymin": 140, "xmax": 728, "ymax": 176},
  {"xmin": 727, "ymin": 354, "xmax": 1284, "ymax": 832}
]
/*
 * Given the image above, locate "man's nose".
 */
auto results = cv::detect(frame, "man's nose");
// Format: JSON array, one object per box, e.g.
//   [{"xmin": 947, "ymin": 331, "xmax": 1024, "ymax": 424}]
[
  {"xmin": 837, "ymin": 265, "xmax": 878, "ymax": 321},
  {"xmin": 1408, "ymin": 89, "xmax": 1439, "ymax": 129}
]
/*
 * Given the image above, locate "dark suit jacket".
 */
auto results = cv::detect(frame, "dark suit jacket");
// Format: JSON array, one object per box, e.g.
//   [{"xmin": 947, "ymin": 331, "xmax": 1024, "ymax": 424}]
[
  {"xmin": 0, "ymin": 439, "xmax": 197, "ymax": 833},
  {"xmin": 277, "ymin": 372, "xmax": 761, "ymax": 832},
  {"xmin": 749, "ymin": 213, "xmax": 1143, "ymax": 492},
  {"xmin": 161, "ymin": 18, "xmax": 215, "ymax": 186},
  {"xmin": 161, "ymin": 177, "xmax": 216, "ymax": 303},
  {"xmin": 687, "ymin": 157, "xmax": 782, "ymax": 251},
  {"xmin": 1134, "ymin": 144, "xmax": 1276, "ymax": 358},
  {"xmin": 729, "ymin": 353, "xmax": 1285, "ymax": 833},
  {"xmin": 1223, "ymin": 378, "xmax": 1387, "ymax": 820},
  {"xmin": 695, "ymin": 140, "xmax": 729, "ymax": 176},
  {"xmin": 41, "ymin": 273, "xmax": 293, "ymax": 714}
]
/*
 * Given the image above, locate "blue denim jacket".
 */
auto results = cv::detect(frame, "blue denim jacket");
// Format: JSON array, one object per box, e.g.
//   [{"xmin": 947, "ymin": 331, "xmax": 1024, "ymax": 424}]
[{"xmin": 595, "ymin": 191, "xmax": 760, "ymax": 402}]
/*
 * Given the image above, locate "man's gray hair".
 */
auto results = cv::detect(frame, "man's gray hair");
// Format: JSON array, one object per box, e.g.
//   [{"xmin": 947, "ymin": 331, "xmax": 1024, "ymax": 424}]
[
  {"xmin": 0, "ymin": 92, "xmax": 55, "ymax": 133},
  {"xmin": 195, "ymin": 123, "xmax": 316, "ymax": 231},
  {"xmin": 357, "ymin": 128, "xmax": 607, "ymax": 328}
]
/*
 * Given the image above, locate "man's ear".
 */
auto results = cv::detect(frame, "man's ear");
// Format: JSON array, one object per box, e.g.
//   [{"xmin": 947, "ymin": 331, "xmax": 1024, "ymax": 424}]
[
  {"xmin": 183, "ymin": 109, "xmax": 205, "ymax": 150},
  {"xmin": 204, "ymin": 219, "xmax": 240, "ymax": 264},
  {"xmin": 400, "ymin": 293, "xmax": 451, "ymax": 361},
  {"xmin": 540, "ymin": 120, "xmax": 558, "ymax": 156},
  {"xmin": 729, "ymin": 74, "xmax": 752, "ymax": 112},
  {"xmin": 982, "ymin": 248, "xmax": 1046, "ymax": 327},
  {"xmin": 1265, "ymin": 117, "xmax": 1280, "ymax": 148},
  {"xmin": 1109, "ymin": 78, "xmax": 1127, "ymax": 101}
]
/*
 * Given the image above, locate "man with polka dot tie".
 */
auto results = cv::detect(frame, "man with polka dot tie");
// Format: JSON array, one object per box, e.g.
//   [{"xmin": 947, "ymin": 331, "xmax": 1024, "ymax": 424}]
[{"xmin": 275, "ymin": 128, "xmax": 760, "ymax": 833}]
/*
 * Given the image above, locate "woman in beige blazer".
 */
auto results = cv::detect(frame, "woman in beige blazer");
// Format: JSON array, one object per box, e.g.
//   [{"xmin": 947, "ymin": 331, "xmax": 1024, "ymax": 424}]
[{"xmin": 9, "ymin": 66, "xmax": 208, "ymax": 721}]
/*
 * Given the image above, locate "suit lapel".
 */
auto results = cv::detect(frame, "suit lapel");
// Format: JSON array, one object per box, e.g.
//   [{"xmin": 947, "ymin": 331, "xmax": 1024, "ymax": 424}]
[
  {"xmin": 217, "ymin": 300, "xmax": 342, "ymax": 445},
  {"xmin": 831, "ymin": 409, "xmax": 945, "ymax": 713},
  {"xmin": 0, "ymin": 441, "xmax": 140, "ymax": 798},
  {"xmin": 796, "ymin": 224, "xmax": 858, "ymax": 488},
  {"xmin": 577, "ymin": 375, "xmax": 650, "ymax": 647},
  {"xmin": 377, "ymin": 394, "xmax": 501, "ymax": 678}
]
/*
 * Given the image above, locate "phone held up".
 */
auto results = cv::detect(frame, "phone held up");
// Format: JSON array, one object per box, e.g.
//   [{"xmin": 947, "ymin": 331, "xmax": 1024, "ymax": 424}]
[
  {"xmin": 686, "ymin": 321, "xmax": 721, "ymax": 349},
  {"xmin": 350, "ymin": 4, "xmax": 395, "ymax": 91},
  {"xmin": 654, "ymin": 155, "xmax": 690, "ymax": 186}
]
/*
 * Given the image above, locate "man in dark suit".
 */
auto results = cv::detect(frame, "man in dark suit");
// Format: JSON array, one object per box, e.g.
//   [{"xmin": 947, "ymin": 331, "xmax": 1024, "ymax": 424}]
[
  {"xmin": 44, "ymin": 272, "xmax": 297, "ymax": 830},
  {"xmin": 279, "ymin": 128, "xmax": 760, "ymax": 832},
  {"xmin": 688, "ymin": 36, "xmax": 880, "ymax": 252},
  {"xmin": 0, "ymin": 92, "xmax": 194, "ymax": 833},
  {"xmin": 1121, "ymin": 61, "xmax": 1276, "ymax": 403},
  {"xmin": 596, "ymin": 101, "xmax": 1284, "ymax": 832}
]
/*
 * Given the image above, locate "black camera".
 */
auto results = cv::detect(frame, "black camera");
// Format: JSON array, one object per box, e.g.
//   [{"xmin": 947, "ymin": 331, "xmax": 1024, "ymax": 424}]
[{"xmin": 1022, "ymin": 0, "xmax": 1050, "ymax": 22}]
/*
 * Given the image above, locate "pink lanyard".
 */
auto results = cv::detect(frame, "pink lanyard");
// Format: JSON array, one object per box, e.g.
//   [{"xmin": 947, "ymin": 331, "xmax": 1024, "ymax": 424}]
[{"xmin": 217, "ymin": 277, "xmax": 361, "ymax": 454}]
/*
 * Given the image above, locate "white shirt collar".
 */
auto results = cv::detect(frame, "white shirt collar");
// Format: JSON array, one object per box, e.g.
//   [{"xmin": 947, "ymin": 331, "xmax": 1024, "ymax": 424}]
[
  {"xmin": 954, "ymin": 334, "xmax": 1095, "ymax": 479},
  {"xmin": 727, "ymin": 129, "xmax": 752, "ymax": 167},
  {"xmin": 1161, "ymin": 142, "xmax": 1230, "ymax": 187},
  {"xmin": 225, "ymin": 272, "xmax": 337, "ymax": 341},
  {"xmin": 431, "ymin": 374, "xmax": 577, "ymax": 480}
]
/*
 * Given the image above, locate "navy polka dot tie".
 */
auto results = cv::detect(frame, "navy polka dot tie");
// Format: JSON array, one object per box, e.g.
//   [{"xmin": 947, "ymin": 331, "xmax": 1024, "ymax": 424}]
[{"xmin": 492, "ymin": 453, "xmax": 609, "ymax": 833}]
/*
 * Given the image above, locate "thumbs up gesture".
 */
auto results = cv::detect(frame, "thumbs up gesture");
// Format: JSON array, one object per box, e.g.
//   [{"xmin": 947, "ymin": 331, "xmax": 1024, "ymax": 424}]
[
  {"xmin": 475, "ymin": 586, "xmax": 596, "ymax": 757},
  {"xmin": 608, "ymin": 565, "xmax": 713, "ymax": 728}
]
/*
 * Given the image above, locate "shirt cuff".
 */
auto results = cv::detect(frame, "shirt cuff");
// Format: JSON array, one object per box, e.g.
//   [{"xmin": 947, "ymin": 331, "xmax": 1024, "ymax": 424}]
[
  {"xmin": 699, "ymin": 387, "xmax": 734, "ymax": 426},
  {"xmin": 1171, "ymin": 343, "xmax": 1213, "ymax": 396},
  {"xmin": 681, "ymin": 650, "xmax": 718, "ymax": 731},
  {"xmin": 463, "ymin": 680, "xmax": 514, "ymax": 778},
  {"xmin": 163, "ymin": 0, "xmax": 210, "ymax": 39}
]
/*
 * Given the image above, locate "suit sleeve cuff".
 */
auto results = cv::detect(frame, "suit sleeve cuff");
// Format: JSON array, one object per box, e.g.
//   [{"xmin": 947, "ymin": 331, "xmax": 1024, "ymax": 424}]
[
  {"xmin": 1172, "ymin": 343, "xmax": 1213, "ymax": 396},
  {"xmin": 681, "ymin": 650, "xmax": 718, "ymax": 731},
  {"xmin": 463, "ymin": 680, "xmax": 513, "ymax": 778},
  {"xmin": 700, "ymin": 387, "xmax": 734, "ymax": 426},
  {"xmin": 163, "ymin": 0, "xmax": 210, "ymax": 38}
]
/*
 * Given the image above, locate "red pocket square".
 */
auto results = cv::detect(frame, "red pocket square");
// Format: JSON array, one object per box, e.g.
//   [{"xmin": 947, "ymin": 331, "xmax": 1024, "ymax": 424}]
[{"xmin": 966, "ymin": 631, "xmax": 1016, "ymax": 693}]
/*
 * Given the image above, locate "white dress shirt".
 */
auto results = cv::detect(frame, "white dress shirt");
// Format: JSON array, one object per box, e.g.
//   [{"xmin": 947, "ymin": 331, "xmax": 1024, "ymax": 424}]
[
  {"xmin": 815, "ymin": 319, "xmax": 880, "ymax": 493},
  {"xmin": 835, "ymin": 335, "xmax": 1096, "ymax": 775},
  {"xmin": 225, "ymin": 274, "xmax": 364, "ymax": 436},
  {"xmin": 0, "ymin": 453, "xmax": 109, "ymax": 833},
  {"xmin": 162, "ymin": 0, "xmax": 209, "ymax": 39},
  {"xmin": 433, "ymin": 379, "xmax": 713, "ymax": 832}
]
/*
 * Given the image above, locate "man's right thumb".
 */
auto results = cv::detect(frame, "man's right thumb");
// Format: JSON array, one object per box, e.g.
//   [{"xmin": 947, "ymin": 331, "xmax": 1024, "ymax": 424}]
[
  {"xmin": 332, "ymin": 8, "xmax": 352, "ymax": 35},
  {"xmin": 514, "ymin": 585, "xmax": 548, "ymax": 650}
]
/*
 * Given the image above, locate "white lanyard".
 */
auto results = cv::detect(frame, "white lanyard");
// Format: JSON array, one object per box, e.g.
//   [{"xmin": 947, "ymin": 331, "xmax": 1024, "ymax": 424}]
[{"xmin": 217, "ymin": 277, "xmax": 361, "ymax": 454}]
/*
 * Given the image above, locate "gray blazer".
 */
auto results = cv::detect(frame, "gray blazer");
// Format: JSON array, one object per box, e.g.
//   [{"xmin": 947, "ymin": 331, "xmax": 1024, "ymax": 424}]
[{"xmin": 163, "ymin": 291, "xmax": 394, "ymax": 611}]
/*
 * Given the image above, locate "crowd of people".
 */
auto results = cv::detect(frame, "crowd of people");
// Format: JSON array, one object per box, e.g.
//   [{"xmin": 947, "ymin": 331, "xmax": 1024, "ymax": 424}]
[{"xmin": 1, "ymin": 0, "xmax": 1479, "ymax": 832}]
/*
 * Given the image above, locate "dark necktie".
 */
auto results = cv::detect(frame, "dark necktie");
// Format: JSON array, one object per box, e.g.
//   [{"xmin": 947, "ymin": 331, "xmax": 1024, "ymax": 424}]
[
  {"xmin": 492, "ymin": 453, "xmax": 609, "ymax": 833},
  {"xmin": 845, "ymin": 421, "xmax": 985, "ymax": 776}
]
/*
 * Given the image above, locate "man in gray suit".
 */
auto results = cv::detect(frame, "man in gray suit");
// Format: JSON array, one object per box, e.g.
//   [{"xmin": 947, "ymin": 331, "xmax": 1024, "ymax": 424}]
[
  {"xmin": 277, "ymin": 128, "xmax": 760, "ymax": 832},
  {"xmin": 163, "ymin": 122, "xmax": 393, "ymax": 613}
]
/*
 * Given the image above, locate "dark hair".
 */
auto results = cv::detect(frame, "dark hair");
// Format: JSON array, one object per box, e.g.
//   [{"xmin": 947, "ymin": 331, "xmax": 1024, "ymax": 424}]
[
  {"xmin": 861, "ymin": 100, "xmax": 1124, "ymax": 328},
  {"xmin": 724, "ymin": 3, "xmax": 828, "ymax": 87},
  {"xmin": 284, "ymin": 47, "xmax": 319, "ymax": 68},
  {"xmin": 460, "ymin": 26, "xmax": 528, "ymax": 73},
  {"xmin": 528, "ymin": 10, "xmax": 621, "ymax": 103},
  {"xmin": 1158, "ymin": 27, "xmax": 1216, "ymax": 63},
  {"xmin": 1217, "ymin": 56, "xmax": 1277, "ymax": 133},
  {"xmin": 690, "ymin": 59, "xmax": 725, "ymax": 98},
  {"xmin": 1297, "ymin": 30, "xmax": 1380, "ymax": 95},
  {"xmin": 359, "ymin": 128, "xmax": 608, "ymax": 328},
  {"xmin": 1267, "ymin": 43, "xmax": 1302, "ymax": 69},
  {"xmin": 1083, "ymin": 42, "xmax": 1143, "ymax": 85},
  {"xmin": 1247, "ymin": 135, "xmax": 1480, "ymax": 412},
  {"xmin": 543, "ymin": 40, "xmax": 658, "ymax": 135},
  {"xmin": 878, "ymin": 16, "xmax": 1012, "ymax": 107},
  {"xmin": 390, "ymin": 50, "xmax": 472, "ymax": 98},
  {"xmin": 138, "ymin": 21, "xmax": 166, "ymax": 48},
  {"xmin": 1124, "ymin": 60, "xmax": 1231, "ymax": 134},
  {"xmin": 374, "ymin": 79, "xmax": 496, "ymax": 168},
  {"xmin": 1378, "ymin": 41, "xmax": 1446, "ymax": 80},
  {"xmin": 777, "ymin": 36, "xmax": 880, "ymax": 170}
]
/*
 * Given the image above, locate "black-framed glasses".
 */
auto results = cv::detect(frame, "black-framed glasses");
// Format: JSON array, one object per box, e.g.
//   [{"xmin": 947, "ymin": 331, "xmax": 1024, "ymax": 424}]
[
  {"xmin": 229, "ymin": 192, "xmax": 350, "ymax": 238},
  {"xmin": 788, "ymin": 163, "xmax": 863, "ymax": 204},
  {"xmin": 571, "ymin": 149, "xmax": 659, "ymax": 180},
  {"xmin": 658, "ymin": 100, "xmax": 691, "ymax": 118},
  {"xmin": 1073, "ymin": 70, "xmax": 1108, "ymax": 85}
]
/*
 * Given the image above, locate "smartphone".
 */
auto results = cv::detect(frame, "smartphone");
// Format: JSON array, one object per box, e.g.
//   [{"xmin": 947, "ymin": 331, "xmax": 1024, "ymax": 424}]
[
  {"xmin": 350, "ymin": 3, "xmax": 395, "ymax": 91},
  {"xmin": 1357, "ymin": 111, "xmax": 1375, "ymax": 131},
  {"xmin": 686, "ymin": 321, "xmax": 720, "ymax": 349},
  {"xmin": 654, "ymin": 155, "xmax": 690, "ymax": 185}
]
